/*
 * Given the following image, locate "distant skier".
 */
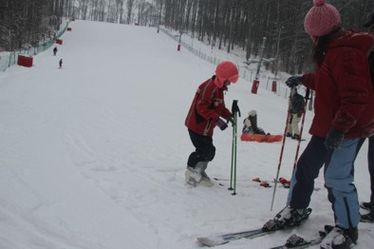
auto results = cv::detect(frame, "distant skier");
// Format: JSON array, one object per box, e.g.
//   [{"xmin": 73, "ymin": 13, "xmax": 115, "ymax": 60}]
[
  {"xmin": 53, "ymin": 47, "xmax": 58, "ymax": 56},
  {"xmin": 185, "ymin": 61, "xmax": 238, "ymax": 187},
  {"xmin": 242, "ymin": 110, "xmax": 266, "ymax": 135},
  {"xmin": 286, "ymin": 88, "xmax": 305, "ymax": 140},
  {"xmin": 263, "ymin": 1, "xmax": 374, "ymax": 249},
  {"xmin": 59, "ymin": 58, "xmax": 63, "ymax": 69}
]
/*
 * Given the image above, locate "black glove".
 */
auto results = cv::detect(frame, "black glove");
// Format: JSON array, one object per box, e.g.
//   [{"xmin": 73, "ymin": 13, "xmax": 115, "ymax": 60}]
[
  {"xmin": 285, "ymin": 76, "xmax": 302, "ymax": 88},
  {"xmin": 324, "ymin": 128, "xmax": 344, "ymax": 150},
  {"xmin": 227, "ymin": 115, "xmax": 236, "ymax": 126},
  {"xmin": 216, "ymin": 118, "xmax": 228, "ymax": 130}
]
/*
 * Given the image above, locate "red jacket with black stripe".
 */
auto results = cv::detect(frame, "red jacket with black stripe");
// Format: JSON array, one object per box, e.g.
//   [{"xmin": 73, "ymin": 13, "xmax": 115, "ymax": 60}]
[
  {"xmin": 185, "ymin": 77, "xmax": 231, "ymax": 137},
  {"xmin": 302, "ymin": 31, "xmax": 374, "ymax": 138}
]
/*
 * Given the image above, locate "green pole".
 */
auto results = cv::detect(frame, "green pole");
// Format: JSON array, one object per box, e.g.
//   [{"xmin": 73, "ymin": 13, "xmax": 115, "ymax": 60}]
[
  {"xmin": 229, "ymin": 100, "xmax": 240, "ymax": 194},
  {"xmin": 229, "ymin": 118, "xmax": 235, "ymax": 191},
  {"xmin": 232, "ymin": 112, "xmax": 238, "ymax": 195}
]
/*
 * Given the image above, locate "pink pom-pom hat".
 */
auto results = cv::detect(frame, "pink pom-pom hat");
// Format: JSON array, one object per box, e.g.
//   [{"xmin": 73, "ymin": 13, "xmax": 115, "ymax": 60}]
[{"xmin": 304, "ymin": 0, "xmax": 341, "ymax": 37}]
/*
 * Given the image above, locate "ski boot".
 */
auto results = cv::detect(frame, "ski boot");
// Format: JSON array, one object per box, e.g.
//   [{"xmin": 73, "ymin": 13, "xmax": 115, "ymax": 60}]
[
  {"xmin": 360, "ymin": 201, "xmax": 374, "ymax": 210},
  {"xmin": 320, "ymin": 225, "xmax": 357, "ymax": 249},
  {"xmin": 360, "ymin": 209, "xmax": 374, "ymax": 223},
  {"xmin": 185, "ymin": 161, "xmax": 213, "ymax": 187},
  {"xmin": 263, "ymin": 206, "xmax": 312, "ymax": 231},
  {"xmin": 200, "ymin": 170, "xmax": 214, "ymax": 187},
  {"xmin": 185, "ymin": 166, "xmax": 202, "ymax": 187}
]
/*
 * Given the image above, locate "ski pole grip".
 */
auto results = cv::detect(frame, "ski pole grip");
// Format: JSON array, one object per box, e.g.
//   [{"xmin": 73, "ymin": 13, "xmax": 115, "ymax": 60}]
[{"xmin": 231, "ymin": 100, "xmax": 241, "ymax": 117}]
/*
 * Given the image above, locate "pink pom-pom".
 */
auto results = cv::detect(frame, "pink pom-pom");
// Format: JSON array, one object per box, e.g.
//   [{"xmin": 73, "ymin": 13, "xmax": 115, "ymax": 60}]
[{"xmin": 314, "ymin": 0, "xmax": 325, "ymax": 7}]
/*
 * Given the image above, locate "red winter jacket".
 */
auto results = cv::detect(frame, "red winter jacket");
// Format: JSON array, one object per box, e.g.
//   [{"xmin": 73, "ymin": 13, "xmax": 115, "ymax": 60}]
[
  {"xmin": 185, "ymin": 77, "xmax": 232, "ymax": 137},
  {"xmin": 302, "ymin": 31, "xmax": 374, "ymax": 139}
]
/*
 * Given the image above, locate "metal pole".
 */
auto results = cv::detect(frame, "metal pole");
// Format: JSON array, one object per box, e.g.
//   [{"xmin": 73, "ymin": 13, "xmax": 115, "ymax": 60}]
[
  {"xmin": 232, "ymin": 112, "xmax": 238, "ymax": 195},
  {"xmin": 255, "ymin": 37, "xmax": 267, "ymax": 80},
  {"xmin": 270, "ymin": 87, "xmax": 295, "ymax": 211},
  {"xmin": 229, "ymin": 100, "xmax": 240, "ymax": 194},
  {"xmin": 291, "ymin": 88, "xmax": 311, "ymax": 173},
  {"xmin": 229, "ymin": 121, "xmax": 235, "ymax": 191}
]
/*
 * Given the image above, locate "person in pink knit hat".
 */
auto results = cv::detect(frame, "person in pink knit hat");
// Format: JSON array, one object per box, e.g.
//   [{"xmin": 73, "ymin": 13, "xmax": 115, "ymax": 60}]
[{"xmin": 263, "ymin": 1, "xmax": 374, "ymax": 249}]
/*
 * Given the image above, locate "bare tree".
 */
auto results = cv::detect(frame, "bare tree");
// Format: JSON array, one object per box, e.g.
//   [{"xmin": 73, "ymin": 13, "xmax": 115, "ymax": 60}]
[
  {"xmin": 0, "ymin": 0, "xmax": 68, "ymax": 51},
  {"xmin": 126, "ymin": 0, "xmax": 135, "ymax": 24},
  {"xmin": 161, "ymin": 0, "xmax": 374, "ymax": 74}
]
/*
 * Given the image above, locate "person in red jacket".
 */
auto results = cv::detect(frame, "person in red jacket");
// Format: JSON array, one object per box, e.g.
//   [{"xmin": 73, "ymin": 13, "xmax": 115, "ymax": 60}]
[
  {"xmin": 263, "ymin": 1, "xmax": 374, "ymax": 249},
  {"xmin": 359, "ymin": 11, "xmax": 374, "ymax": 223},
  {"xmin": 185, "ymin": 61, "xmax": 239, "ymax": 187}
]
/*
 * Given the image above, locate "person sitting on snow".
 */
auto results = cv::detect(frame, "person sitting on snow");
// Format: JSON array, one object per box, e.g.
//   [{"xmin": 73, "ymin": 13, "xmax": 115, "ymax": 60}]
[
  {"xmin": 286, "ymin": 88, "xmax": 305, "ymax": 140},
  {"xmin": 242, "ymin": 110, "xmax": 266, "ymax": 135}
]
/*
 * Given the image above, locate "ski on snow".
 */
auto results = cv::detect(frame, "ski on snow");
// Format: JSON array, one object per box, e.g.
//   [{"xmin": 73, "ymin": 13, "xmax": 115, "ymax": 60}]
[
  {"xmin": 197, "ymin": 209, "xmax": 314, "ymax": 247},
  {"xmin": 197, "ymin": 230, "xmax": 325, "ymax": 249},
  {"xmin": 270, "ymin": 233, "xmax": 326, "ymax": 249},
  {"xmin": 197, "ymin": 227, "xmax": 273, "ymax": 247}
]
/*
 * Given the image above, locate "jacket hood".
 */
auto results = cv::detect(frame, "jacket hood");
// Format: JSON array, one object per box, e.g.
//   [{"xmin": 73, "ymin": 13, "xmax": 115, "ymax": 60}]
[{"xmin": 328, "ymin": 31, "xmax": 374, "ymax": 55}]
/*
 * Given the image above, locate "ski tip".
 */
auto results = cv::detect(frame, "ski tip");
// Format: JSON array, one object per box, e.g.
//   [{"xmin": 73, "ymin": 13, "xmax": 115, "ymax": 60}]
[{"xmin": 197, "ymin": 237, "xmax": 226, "ymax": 247}]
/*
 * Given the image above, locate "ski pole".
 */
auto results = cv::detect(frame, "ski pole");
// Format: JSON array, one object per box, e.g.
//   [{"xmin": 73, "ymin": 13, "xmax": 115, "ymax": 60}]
[
  {"xmin": 229, "ymin": 100, "xmax": 240, "ymax": 195},
  {"xmin": 270, "ymin": 87, "xmax": 295, "ymax": 210},
  {"xmin": 229, "ymin": 121, "xmax": 235, "ymax": 191},
  {"xmin": 232, "ymin": 112, "xmax": 239, "ymax": 195},
  {"xmin": 291, "ymin": 88, "xmax": 311, "ymax": 173}
]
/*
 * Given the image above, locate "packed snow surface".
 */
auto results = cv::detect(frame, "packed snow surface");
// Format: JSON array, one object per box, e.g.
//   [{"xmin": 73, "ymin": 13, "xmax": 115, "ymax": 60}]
[{"xmin": 0, "ymin": 21, "xmax": 372, "ymax": 249}]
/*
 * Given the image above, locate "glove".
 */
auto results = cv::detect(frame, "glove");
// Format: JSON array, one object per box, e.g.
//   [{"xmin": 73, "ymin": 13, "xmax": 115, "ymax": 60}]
[
  {"xmin": 285, "ymin": 76, "xmax": 302, "ymax": 88},
  {"xmin": 216, "ymin": 118, "xmax": 228, "ymax": 130},
  {"xmin": 227, "ymin": 115, "xmax": 236, "ymax": 126},
  {"xmin": 324, "ymin": 128, "xmax": 344, "ymax": 150}
]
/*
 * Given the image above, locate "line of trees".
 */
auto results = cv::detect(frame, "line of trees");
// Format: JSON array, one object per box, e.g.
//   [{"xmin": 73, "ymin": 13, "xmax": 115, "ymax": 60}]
[
  {"xmin": 1, "ymin": 0, "xmax": 372, "ymax": 75},
  {"xmin": 62, "ymin": 0, "xmax": 157, "ymax": 27},
  {"xmin": 0, "ymin": 0, "xmax": 73, "ymax": 51},
  {"xmin": 159, "ymin": 0, "xmax": 374, "ymax": 74},
  {"xmin": 0, "ymin": 0, "xmax": 158, "ymax": 52}
]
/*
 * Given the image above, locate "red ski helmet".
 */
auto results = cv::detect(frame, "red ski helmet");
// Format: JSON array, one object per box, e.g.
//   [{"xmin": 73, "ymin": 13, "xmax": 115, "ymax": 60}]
[{"xmin": 214, "ymin": 61, "xmax": 239, "ymax": 88}]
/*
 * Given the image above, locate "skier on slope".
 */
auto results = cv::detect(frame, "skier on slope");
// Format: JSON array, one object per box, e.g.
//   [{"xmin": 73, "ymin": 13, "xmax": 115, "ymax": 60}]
[
  {"xmin": 286, "ymin": 88, "xmax": 305, "ymax": 140},
  {"xmin": 263, "ymin": 1, "xmax": 374, "ymax": 249},
  {"xmin": 185, "ymin": 61, "xmax": 239, "ymax": 187},
  {"xmin": 359, "ymin": 11, "xmax": 374, "ymax": 223}
]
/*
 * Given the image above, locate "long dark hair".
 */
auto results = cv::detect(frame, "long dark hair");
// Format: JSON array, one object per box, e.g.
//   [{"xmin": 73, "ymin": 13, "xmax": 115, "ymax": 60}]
[{"xmin": 312, "ymin": 27, "xmax": 342, "ymax": 65}]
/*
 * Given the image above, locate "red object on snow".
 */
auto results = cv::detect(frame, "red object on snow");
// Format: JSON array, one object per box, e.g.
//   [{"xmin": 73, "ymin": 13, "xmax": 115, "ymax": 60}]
[
  {"xmin": 272, "ymin": 80, "xmax": 277, "ymax": 93},
  {"xmin": 17, "ymin": 55, "xmax": 33, "ymax": 67},
  {"xmin": 279, "ymin": 177, "xmax": 291, "ymax": 188},
  {"xmin": 67, "ymin": 27, "xmax": 72, "ymax": 31},
  {"xmin": 56, "ymin": 39, "xmax": 63, "ymax": 45},
  {"xmin": 252, "ymin": 178, "xmax": 271, "ymax": 188},
  {"xmin": 177, "ymin": 44, "xmax": 181, "ymax": 51},
  {"xmin": 251, "ymin": 80, "xmax": 260, "ymax": 94},
  {"xmin": 241, "ymin": 133, "xmax": 282, "ymax": 143},
  {"xmin": 252, "ymin": 177, "xmax": 261, "ymax": 183},
  {"xmin": 260, "ymin": 181, "xmax": 271, "ymax": 188}
]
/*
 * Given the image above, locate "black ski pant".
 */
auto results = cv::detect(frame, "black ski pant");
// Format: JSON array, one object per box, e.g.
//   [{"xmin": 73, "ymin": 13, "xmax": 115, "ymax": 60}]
[
  {"xmin": 187, "ymin": 129, "xmax": 216, "ymax": 168},
  {"xmin": 369, "ymin": 136, "xmax": 374, "ymax": 205}
]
